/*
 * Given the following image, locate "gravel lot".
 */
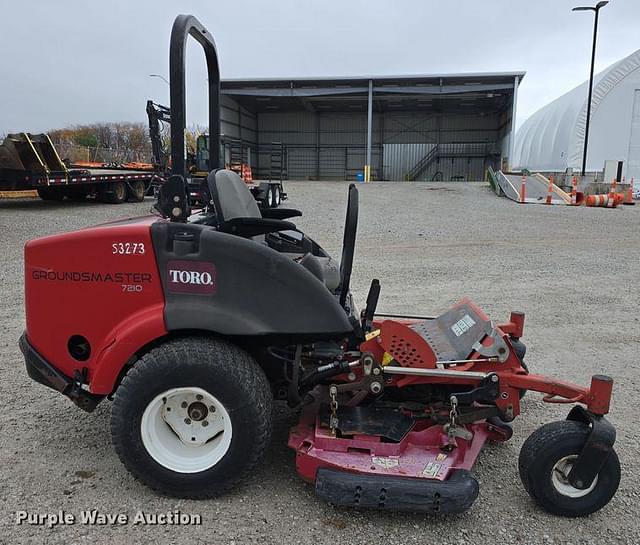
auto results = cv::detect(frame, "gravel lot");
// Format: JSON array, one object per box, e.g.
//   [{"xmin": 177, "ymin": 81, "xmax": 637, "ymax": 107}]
[{"xmin": 1, "ymin": 181, "xmax": 638, "ymax": 545}]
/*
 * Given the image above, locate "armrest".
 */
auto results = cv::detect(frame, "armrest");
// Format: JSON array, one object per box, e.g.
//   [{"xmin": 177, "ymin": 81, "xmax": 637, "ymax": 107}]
[
  {"xmin": 260, "ymin": 207, "xmax": 302, "ymax": 220},
  {"xmin": 219, "ymin": 217, "xmax": 296, "ymax": 238}
]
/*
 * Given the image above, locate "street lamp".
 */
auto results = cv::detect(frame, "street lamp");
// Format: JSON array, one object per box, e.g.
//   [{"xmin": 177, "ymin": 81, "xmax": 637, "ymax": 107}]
[
  {"xmin": 572, "ymin": 1, "xmax": 608, "ymax": 177},
  {"xmin": 149, "ymin": 74, "xmax": 169, "ymax": 86}
]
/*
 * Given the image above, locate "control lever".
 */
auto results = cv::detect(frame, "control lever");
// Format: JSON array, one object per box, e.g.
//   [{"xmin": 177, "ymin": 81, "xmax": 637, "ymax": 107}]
[{"xmin": 361, "ymin": 279, "xmax": 380, "ymax": 332}]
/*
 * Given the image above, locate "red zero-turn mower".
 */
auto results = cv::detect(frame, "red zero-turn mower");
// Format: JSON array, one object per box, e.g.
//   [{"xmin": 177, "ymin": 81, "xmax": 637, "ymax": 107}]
[{"xmin": 20, "ymin": 15, "xmax": 620, "ymax": 517}]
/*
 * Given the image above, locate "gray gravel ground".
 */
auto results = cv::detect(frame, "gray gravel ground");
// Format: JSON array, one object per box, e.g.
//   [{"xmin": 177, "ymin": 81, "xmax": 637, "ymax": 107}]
[{"xmin": 1, "ymin": 181, "xmax": 639, "ymax": 545}]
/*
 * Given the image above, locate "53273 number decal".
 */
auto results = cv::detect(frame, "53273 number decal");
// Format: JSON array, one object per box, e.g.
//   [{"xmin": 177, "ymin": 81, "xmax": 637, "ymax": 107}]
[{"xmin": 112, "ymin": 242, "xmax": 145, "ymax": 255}]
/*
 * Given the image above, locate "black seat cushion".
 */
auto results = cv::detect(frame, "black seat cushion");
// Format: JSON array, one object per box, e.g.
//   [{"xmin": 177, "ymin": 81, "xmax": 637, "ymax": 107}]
[{"xmin": 208, "ymin": 169, "xmax": 261, "ymax": 223}]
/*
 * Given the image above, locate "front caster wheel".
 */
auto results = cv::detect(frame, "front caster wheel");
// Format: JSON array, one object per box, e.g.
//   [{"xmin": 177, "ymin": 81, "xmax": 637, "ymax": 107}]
[
  {"xmin": 518, "ymin": 420, "xmax": 620, "ymax": 517},
  {"xmin": 111, "ymin": 337, "xmax": 273, "ymax": 498}
]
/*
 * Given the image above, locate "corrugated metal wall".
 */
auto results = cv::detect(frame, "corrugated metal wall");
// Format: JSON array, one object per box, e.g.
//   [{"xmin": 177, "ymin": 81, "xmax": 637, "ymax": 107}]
[
  {"xmin": 236, "ymin": 106, "xmax": 505, "ymax": 181},
  {"xmin": 221, "ymin": 96, "xmax": 257, "ymax": 143},
  {"xmin": 383, "ymin": 143, "xmax": 433, "ymax": 180},
  {"xmin": 220, "ymin": 96, "xmax": 259, "ymax": 170}
]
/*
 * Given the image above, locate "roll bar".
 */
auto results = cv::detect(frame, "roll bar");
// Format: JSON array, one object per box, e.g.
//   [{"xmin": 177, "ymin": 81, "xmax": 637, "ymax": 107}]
[{"xmin": 169, "ymin": 14, "xmax": 220, "ymax": 178}]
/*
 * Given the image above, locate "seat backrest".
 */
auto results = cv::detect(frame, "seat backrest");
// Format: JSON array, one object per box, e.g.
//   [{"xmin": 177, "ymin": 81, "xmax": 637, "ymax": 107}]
[{"xmin": 208, "ymin": 169, "xmax": 261, "ymax": 223}]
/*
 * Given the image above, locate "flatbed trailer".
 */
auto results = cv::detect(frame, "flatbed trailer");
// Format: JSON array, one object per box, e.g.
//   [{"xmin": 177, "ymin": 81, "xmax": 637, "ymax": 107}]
[{"xmin": 0, "ymin": 133, "xmax": 158, "ymax": 203}]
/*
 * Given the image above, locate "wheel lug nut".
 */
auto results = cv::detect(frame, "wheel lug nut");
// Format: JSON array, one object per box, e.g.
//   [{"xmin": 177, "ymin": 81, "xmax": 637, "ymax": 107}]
[
  {"xmin": 181, "ymin": 401, "xmax": 188, "ymax": 408},
  {"xmin": 210, "ymin": 406, "xmax": 216, "ymax": 412},
  {"xmin": 184, "ymin": 418, "xmax": 191, "ymax": 425},
  {"xmin": 196, "ymin": 394, "xmax": 203, "ymax": 400},
  {"xmin": 202, "ymin": 420, "xmax": 209, "ymax": 427}
]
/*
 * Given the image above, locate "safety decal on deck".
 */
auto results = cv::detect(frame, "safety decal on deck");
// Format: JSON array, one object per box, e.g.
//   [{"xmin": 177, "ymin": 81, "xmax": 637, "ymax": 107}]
[
  {"xmin": 451, "ymin": 314, "xmax": 476, "ymax": 337},
  {"xmin": 422, "ymin": 462, "xmax": 442, "ymax": 478},
  {"xmin": 371, "ymin": 456, "xmax": 399, "ymax": 469},
  {"xmin": 381, "ymin": 352, "xmax": 395, "ymax": 366}
]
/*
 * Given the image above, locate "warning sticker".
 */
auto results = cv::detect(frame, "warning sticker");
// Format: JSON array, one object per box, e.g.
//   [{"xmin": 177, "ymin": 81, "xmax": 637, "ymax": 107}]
[
  {"xmin": 451, "ymin": 314, "xmax": 476, "ymax": 337},
  {"xmin": 372, "ymin": 456, "xmax": 399, "ymax": 469},
  {"xmin": 381, "ymin": 352, "xmax": 394, "ymax": 366},
  {"xmin": 422, "ymin": 462, "xmax": 442, "ymax": 478}
]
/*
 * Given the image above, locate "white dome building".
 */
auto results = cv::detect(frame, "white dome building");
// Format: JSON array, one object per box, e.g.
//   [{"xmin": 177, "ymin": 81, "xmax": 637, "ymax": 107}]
[{"xmin": 514, "ymin": 49, "xmax": 640, "ymax": 179}]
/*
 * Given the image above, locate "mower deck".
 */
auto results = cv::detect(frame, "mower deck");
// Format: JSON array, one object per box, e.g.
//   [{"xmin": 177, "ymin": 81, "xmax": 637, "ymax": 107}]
[{"xmin": 289, "ymin": 396, "xmax": 510, "ymax": 513}]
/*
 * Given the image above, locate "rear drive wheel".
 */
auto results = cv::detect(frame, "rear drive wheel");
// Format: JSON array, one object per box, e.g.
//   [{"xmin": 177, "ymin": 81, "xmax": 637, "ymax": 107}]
[
  {"xmin": 37, "ymin": 187, "xmax": 64, "ymax": 201},
  {"xmin": 518, "ymin": 420, "xmax": 620, "ymax": 516},
  {"xmin": 110, "ymin": 337, "xmax": 273, "ymax": 498},
  {"xmin": 272, "ymin": 185, "xmax": 281, "ymax": 207},
  {"xmin": 128, "ymin": 180, "xmax": 146, "ymax": 202},
  {"xmin": 101, "ymin": 181, "xmax": 127, "ymax": 204}
]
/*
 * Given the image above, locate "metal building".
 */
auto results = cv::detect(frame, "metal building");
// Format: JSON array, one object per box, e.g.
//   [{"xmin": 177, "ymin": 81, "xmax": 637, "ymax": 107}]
[
  {"xmin": 514, "ymin": 49, "xmax": 640, "ymax": 179},
  {"xmin": 219, "ymin": 73, "xmax": 524, "ymax": 181}
]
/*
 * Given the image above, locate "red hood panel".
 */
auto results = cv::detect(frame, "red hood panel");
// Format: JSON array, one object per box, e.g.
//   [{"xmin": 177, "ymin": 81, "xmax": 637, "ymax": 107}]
[{"xmin": 24, "ymin": 217, "xmax": 165, "ymax": 383}]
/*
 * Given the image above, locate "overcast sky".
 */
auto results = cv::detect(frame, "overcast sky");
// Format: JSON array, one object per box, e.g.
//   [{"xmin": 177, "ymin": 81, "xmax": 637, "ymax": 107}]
[{"xmin": 0, "ymin": 0, "xmax": 638, "ymax": 136}]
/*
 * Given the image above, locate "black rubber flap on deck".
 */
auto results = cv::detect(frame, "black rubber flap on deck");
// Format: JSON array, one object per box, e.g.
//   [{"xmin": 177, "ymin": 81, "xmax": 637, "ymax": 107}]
[{"xmin": 315, "ymin": 468, "xmax": 479, "ymax": 514}]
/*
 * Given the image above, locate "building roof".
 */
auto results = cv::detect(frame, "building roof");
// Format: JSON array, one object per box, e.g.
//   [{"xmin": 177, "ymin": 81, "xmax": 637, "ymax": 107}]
[
  {"xmin": 221, "ymin": 72, "xmax": 524, "ymax": 114},
  {"xmin": 514, "ymin": 49, "xmax": 640, "ymax": 171}
]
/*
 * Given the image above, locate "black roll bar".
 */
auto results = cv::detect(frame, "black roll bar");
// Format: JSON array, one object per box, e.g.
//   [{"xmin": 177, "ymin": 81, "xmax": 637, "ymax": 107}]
[{"xmin": 169, "ymin": 14, "xmax": 220, "ymax": 179}]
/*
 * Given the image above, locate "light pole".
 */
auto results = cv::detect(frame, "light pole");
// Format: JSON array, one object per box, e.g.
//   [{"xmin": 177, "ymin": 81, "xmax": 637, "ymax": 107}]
[
  {"xmin": 149, "ymin": 74, "xmax": 169, "ymax": 86},
  {"xmin": 572, "ymin": 1, "xmax": 608, "ymax": 177}
]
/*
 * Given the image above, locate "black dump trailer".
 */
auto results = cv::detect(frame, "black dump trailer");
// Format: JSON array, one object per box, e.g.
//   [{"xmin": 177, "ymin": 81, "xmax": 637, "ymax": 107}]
[{"xmin": 0, "ymin": 133, "xmax": 157, "ymax": 203}]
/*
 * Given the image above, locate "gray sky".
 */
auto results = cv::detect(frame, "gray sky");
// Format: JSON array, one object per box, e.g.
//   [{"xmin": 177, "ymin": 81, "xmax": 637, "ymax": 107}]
[{"xmin": 1, "ymin": 0, "xmax": 638, "ymax": 135}]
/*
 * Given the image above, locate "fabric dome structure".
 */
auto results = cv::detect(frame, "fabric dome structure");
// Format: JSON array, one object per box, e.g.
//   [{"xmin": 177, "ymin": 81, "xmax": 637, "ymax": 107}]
[{"xmin": 514, "ymin": 49, "xmax": 640, "ymax": 179}]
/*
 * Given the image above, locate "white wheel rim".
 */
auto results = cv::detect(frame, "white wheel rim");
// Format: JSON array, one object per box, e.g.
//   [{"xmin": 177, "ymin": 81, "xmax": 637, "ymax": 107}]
[
  {"xmin": 551, "ymin": 455, "xmax": 598, "ymax": 498},
  {"xmin": 140, "ymin": 387, "xmax": 232, "ymax": 473},
  {"xmin": 268, "ymin": 189, "xmax": 274, "ymax": 207},
  {"xmin": 274, "ymin": 186, "xmax": 280, "ymax": 205}
]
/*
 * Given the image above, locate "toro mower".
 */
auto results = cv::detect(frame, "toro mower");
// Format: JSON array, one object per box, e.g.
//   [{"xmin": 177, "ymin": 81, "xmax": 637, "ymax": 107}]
[{"xmin": 20, "ymin": 15, "xmax": 620, "ymax": 517}]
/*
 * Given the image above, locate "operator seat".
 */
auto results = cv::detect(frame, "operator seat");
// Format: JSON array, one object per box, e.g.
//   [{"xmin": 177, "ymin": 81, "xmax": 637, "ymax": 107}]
[
  {"xmin": 207, "ymin": 169, "xmax": 340, "ymax": 291},
  {"xmin": 209, "ymin": 169, "xmax": 263, "ymax": 225}
]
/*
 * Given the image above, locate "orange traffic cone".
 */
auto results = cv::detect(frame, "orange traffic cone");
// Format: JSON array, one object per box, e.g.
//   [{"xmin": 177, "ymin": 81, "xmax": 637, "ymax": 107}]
[
  {"xmin": 545, "ymin": 175, "xmax": 554, "ymax": 205},
  {"xmin": 623, "ymin": 177, "xmax": 635, "ymax": 205},
  {"xmin": 570, "ymin": 176, "xmax": 578, "ymax": 205},
  {"xmin": 520, "ymin": 174, "xmax": 526, "ymax": 204},
  {"xmin": 240, "ymin": 163, "xmax": 253, "ymax": 183}
]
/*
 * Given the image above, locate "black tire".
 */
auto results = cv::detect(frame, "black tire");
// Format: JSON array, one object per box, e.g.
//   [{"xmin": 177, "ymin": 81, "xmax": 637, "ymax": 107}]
[
  {"xmin": 128, "ymin": 180, "xmax": 146, "ymax": 202},
  {"xmin": 265, "ymin": 186, "xmax": 275, "ymax": 208},
  {"xmin": 37, "ymin": 187, "xmax": 64, "ymax": 201},
  {"xmin": 110, "ymin": 336, "xmax": 273, "ymax": 498},
  {"xmin": 101, "ymin": 181, "xmax": 127, "ymax": 204},
  {"xmin": 272, "ymin": 184, "xmax": 281, "ymax": 208},
  {"xmin": 518, "ymin": 420, "xmax": 620, "ymax": 517},
  {"xmin": 64, "ymin": 186, "xmax": 88, "ymax": 201}
]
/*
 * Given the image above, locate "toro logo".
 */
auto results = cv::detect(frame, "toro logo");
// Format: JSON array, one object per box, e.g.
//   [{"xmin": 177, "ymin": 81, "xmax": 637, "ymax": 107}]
[{"xmin": 166, "ymin": 260, "xmax": 216, "ymax": 295}]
